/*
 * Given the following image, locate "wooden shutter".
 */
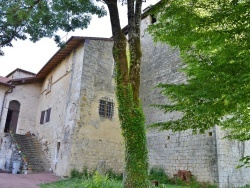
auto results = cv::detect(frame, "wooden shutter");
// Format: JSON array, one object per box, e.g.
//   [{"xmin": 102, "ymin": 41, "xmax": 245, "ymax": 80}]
[
  {"xmin": 46, "ymin": 108, "xmax": 51, "ymax": 123},
  {"xmin": 40, "ymin": 111, "xmax": 45, "ymax": 124}
]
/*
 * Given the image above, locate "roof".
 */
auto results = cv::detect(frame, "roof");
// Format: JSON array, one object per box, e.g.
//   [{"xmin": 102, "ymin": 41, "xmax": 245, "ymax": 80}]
[
  {"xmin": 9, "ymin": 77, "xmax": 43, "ymax": 85},
  {"xmin": 6, "ymin": 68, "xmax": 36, "ymax": 78},
  {"xmin": 36, "ymin": 36, "xmax": 113, "ymax": 79},
  {"xmin": 0, "ymin": 76, "xmax": 11, "ymax": 87}
]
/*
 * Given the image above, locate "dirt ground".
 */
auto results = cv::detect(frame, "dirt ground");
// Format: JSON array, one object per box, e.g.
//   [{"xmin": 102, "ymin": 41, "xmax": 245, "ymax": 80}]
[{"xmin": 0, "ymin": 172, "xmax": 61, "ymax": 188}]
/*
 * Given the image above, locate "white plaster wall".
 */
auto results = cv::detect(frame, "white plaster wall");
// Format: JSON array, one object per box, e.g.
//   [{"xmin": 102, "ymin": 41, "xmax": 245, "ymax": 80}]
[
  {"xmin": 0, "ymin": 83, "xmax": 41, "ymax": 134},
  {"xmin": 35, "ymin": 44, "xmax": 85, "ymax": 176},
  {"xmin": 0, "ymin": 85, "xmax": 9, "ymax": 129},
  {"xmin": 7, "ymin": 71, "xmax": 34, "ymax": 79}
]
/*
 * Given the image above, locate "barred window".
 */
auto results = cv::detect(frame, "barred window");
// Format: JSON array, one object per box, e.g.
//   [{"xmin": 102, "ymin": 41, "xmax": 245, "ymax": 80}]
[{"xmin": 99, "ymin": 98, "xmax": 114, "ymax": 119}]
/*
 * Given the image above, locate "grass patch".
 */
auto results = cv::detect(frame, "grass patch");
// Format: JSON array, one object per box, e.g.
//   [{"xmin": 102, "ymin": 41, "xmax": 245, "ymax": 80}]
[
  {"xmin": 40, "ymin": 178, "xmax": 84, "ymax": 188},
  {"xmin": 40, "ymin": 168, "xmax": 216, "ymax": 188},
  {"xmin": 40, "ymin": 178, "xmax": 191, "ymax": 188}
]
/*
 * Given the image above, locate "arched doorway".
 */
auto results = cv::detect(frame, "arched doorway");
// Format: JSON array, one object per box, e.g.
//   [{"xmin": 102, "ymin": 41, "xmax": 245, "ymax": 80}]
[{"xmin": 4, "ymin": 100, "xmax": 21, "ymax": 133}]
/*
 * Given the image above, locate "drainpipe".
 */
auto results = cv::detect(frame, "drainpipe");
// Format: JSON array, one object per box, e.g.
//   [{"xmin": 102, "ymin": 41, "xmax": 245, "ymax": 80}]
[{"xmin": 0, "ymin": 85, "xmax": 15, "ymax": 122}]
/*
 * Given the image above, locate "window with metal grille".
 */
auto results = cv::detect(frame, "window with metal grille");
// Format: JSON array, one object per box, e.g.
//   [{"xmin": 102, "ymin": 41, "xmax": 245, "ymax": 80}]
[{"xmin": 99, "ymin": 98, "xmax": 114, "ymax": 119}]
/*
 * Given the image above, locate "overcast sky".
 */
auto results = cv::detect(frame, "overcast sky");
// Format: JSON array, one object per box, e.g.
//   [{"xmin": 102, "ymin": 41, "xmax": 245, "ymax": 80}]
[{"xmin": 0, "ymin": 1, "xmax": 157, "ymax": 77}]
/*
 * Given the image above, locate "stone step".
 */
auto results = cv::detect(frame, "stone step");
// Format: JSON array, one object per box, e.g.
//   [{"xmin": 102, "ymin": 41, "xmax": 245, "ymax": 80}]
[{"xmin": 12, "ymin": 134, "xmax": 50, "ymax": 174}]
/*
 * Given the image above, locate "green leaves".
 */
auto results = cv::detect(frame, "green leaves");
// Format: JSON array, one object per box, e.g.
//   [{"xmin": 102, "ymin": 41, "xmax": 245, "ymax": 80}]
[
  {"xmin": 237, "ymin": 156, "xmax": 250, "ymax": 169},
  {"xmin": 148, "ymin": 0, "xmax": 250, "ymax": 140},
  {"xmin": 116, "ymin": 83, "xmax": 148, "ymax": 187},
  {"xmin": 0, "ymin": 0, "xmax": 107, "ymax": 54}
]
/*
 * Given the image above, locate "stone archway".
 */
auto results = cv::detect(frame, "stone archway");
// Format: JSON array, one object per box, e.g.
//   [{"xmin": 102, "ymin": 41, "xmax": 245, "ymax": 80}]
[{"xmin": 4, "ymin": 100, "xmax": 21, "ymax": 133}]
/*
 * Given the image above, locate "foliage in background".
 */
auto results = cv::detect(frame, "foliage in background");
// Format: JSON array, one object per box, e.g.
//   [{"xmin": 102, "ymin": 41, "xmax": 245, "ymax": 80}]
[
  {"xmin": 148, "ymin": 0, "xmax": 250, "ymax": 169},
  {"xmin": 148, "ymin": 0, "xmax": 250, "ymax": 140},
  {"xmin": 237, "ymin": 156, "xmax": 250, "ymax": 168},
  {"xmin": 0, "ymin": 0, "xmax": 106, "ymax": 55}
]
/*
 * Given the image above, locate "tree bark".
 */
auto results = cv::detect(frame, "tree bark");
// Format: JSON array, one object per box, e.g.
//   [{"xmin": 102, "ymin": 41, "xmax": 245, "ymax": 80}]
[{"xmin": 104, "ymin": 0, "xmax": 148, "ymax": 187}]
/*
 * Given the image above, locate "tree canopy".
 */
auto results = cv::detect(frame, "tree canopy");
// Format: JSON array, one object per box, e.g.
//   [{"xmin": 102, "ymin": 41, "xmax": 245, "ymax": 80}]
[
  {"xmin": 0, "ymin": 0, "xmax": 106, "ymax": 55},
  {"xmin": 148, "ymin": 0, "xmax": 250, "ymax": 141}
]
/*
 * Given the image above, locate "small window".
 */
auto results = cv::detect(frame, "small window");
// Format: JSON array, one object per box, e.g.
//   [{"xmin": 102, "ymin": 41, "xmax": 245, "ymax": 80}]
[
  {"xmin": 47, "ymin": 76, "xmax": 52, "ymax": 93},
  {"xmin": 99, "ymin": 98, "xmax": 114, "ymax": 119},
  {"xmin": 56, "ymin": 142, "xmax": 60, "ymax": 159},
  {"xmin": 112, "ymin": 61, "xmax": 116, "ymax": 78},
  {"xmin": 45, "ymin": 108, "xmax": 51, "ymax": 123},
  {"xmin": 150, "ymin": 15, "xmax": 157, "ymax": 24},
  {"xmin": 40, "ymin": 108, "xmax": 52, "ymax": 124},
  {"xmin": 40, "ymin": 111, "xmax": 45, "ymax": 124}
]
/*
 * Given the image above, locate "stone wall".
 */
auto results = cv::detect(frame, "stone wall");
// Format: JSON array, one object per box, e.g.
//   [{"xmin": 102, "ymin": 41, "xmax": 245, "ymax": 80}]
[
  {"xmin": 140, "ymin": 15, "xmax": 250, "ymax": 187},
  {"xmin": 215, "ymin": 126, "xmax": 250, "ymax": 188},
  {"xmin": 69, "ymin": 39, "xmax": 124, "ymax": 174},
  {"xmin": 0, "ymin": 134, "xmax": 15, "ymax": 171},
  {"xmin": 35, "ymin": 44, "xmax": 84, "ymax": 176},
  {"xmin": 140, "ymin": 15, "xmax": 218, "ymax": 183}
]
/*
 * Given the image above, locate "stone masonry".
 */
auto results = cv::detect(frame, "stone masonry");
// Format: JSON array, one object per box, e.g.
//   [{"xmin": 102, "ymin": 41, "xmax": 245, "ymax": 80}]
[
  {"xmin": 69, "ymin": 39, "xmax": 124, "ymax": 174},
  {"xmin": 140, "ymin": 15, "xmax": 250, "ymax": 187}
]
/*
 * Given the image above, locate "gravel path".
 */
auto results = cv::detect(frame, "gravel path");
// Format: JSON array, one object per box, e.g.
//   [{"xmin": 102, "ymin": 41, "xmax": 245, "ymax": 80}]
[{"xmin": 0, "ymin": 172, "xmax": 61, "ymax": 188}]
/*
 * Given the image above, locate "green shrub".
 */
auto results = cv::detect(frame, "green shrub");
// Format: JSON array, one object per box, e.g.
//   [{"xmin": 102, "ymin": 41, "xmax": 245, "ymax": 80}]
[
  {"xmin": 83, "ymin": 171, "xmax": 122, "ymax": 188},
  {"xmin": 149, "ymin": 167, "xmax": 169, "ymax": 184},
  {"xmin": 106, "ymin": 169, "xmax": 123, "ymax": 181},
  {"xmin": 240, "ymin": 185, "xmax": 250, "ymax": 188},
  {"xmin": 70, "ymin": 168, "xmax": 84, "ymax": 179},
  {"xmin": 189, "ymin": 177, "xmax": 217, "ymax": 188}
]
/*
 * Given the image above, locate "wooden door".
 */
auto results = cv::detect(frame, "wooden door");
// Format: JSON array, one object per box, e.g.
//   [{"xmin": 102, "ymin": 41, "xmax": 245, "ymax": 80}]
[
  {"xmin": 9, "ymin": 110, "xmax": 19, "ymax": 133},
  {"xmin": 4, "ymin": 100, "xmax": 20, "ymax": 133}
]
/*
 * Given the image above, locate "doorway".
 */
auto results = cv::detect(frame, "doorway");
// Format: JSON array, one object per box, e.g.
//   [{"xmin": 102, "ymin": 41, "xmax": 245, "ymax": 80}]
[{"xmin": 4, "ymin": 100, "xmax": 20, "ymax": 133}]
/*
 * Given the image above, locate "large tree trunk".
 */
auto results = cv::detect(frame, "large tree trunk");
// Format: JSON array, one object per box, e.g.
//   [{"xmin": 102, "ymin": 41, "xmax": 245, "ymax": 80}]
[{"xmin": 104, "ymin": 0, "xmax": 148, "ymax": 187}]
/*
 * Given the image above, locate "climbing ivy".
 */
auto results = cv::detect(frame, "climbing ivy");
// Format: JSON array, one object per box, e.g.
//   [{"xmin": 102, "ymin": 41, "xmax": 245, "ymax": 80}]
[{"xmin": 116, "ymin": 84, "xmax": 148, "ymax": 187}]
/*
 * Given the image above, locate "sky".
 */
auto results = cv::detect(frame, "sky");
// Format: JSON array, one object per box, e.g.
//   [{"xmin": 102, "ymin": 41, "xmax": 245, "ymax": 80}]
[{"xmin": 0, "ymin": 1, "xmax": 157, "ymax": 77}]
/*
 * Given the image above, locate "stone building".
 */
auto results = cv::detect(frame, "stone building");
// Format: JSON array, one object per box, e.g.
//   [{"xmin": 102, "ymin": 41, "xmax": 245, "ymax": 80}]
[
  {"xmin": 0, "ymin": 14, "xmax": 249, "ymax": 188},
  {"xmin": 0, "ymin": 37, "xmax": 124, "ymax": 176}
]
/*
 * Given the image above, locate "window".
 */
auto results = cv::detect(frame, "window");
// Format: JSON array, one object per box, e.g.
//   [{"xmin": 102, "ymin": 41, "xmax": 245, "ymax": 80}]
[
  {"xmin": 56, "ymin": 142, "xmax": 60, "ymax": 159},
  {"xmin": 99, "ymin": 98, "xmax": 114, "ymax": 119},
  {"xmin": 47, "ymin": 76, "xmax": 52, "ymax": 93},
  {"xmin": 112, "ymin": 61, "xmax": 116, "ymax": 78},
  {"xmin": 150, "ymin": 14, "xmax": 157, "ymax": 24},
  {"xmin": 40, "ymin": 107, "xmax": 51, "ymax": 124},
  {"xmin": 40, "ymin": 111, "xmax": 45, "ymax": 124},
  {"xmin": 45, "ymin": 108, "xmax": 51, "ymax": 123}
]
